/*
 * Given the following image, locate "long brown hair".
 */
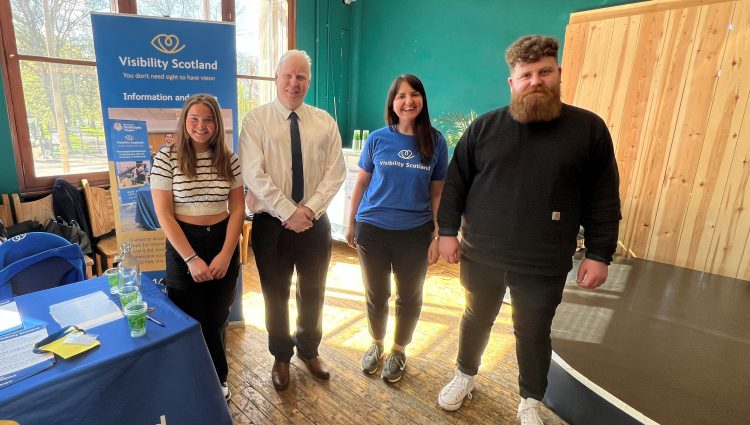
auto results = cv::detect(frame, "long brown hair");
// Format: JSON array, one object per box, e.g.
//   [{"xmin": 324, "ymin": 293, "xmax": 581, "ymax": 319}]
[
  {"xmin": 173, "ymin": 93, "xmax": 234, "ymax": 181},
  {"xmin": 385, "ymin": 74, "xmax": 438, "ymax": 164}
]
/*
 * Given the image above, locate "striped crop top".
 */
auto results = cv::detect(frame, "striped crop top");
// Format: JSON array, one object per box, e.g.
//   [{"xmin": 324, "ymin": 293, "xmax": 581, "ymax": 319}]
[{"xmin": 149, "ymin": 146, "xmax": 242, "ymax": 216}]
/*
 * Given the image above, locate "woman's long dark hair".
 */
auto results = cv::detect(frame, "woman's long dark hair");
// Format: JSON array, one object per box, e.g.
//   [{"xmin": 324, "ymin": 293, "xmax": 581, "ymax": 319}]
[
  {"xmin": 385, "ymin": 74, "xmax": 438, "ymax": 164},
  {"xmin": 173, "ymin": 93, "xmax": 233, "ymax": 181}
]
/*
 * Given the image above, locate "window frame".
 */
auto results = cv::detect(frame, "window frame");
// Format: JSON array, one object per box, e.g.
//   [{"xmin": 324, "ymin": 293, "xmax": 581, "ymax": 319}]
[{"xmin": 0, "ymin": 0, "xmax": 294, "ymax": 193}]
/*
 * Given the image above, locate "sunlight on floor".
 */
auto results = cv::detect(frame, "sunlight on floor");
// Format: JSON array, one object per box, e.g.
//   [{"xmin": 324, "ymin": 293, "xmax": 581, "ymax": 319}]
[{"xmin": 241, "ymin": 249, "xmax": 524, "ymax": 376}]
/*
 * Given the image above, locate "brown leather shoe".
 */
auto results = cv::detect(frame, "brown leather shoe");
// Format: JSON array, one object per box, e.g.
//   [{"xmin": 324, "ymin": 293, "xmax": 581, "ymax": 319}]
[
  {"xmin": 298, "ymin": 355, "xmax": 330, "ymax": 380},
  {"xmin": 272, "ymin": 360, "xmax": 290, "ymax": 391}
]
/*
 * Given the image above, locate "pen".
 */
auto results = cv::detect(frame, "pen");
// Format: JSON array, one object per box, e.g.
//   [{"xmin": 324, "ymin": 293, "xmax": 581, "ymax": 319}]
[{"xmin": 147, "ymin": 315, "xmax": 165, "ymax": 327}]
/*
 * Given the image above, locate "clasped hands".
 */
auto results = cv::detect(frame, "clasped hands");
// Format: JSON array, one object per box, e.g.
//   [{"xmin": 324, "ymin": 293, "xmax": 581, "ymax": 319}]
[
  {"xmin": 283, "ymin": 206, "xmax": 315, "ymax": 233},
  {"xmin": 187, "ymin": 252, "xmax": 231, "ymax": 283}
]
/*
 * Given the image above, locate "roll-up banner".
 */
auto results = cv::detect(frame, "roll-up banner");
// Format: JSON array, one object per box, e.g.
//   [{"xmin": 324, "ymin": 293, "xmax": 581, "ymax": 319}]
[{"xmin": 91, "ymin": 13, "xmax": 242, "ymax": 320}]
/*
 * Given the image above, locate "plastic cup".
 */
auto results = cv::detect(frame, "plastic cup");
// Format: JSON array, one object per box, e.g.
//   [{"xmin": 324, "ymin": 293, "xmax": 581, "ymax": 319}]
[
  {"xmin": 104, "ymin": 267, "xmax": 120, "ymax": 294},
  {"xmin": 124, "ymin": 300, "xmax": 147, "ymax": 337},
  {"xmin": 118, "ymin": 285, "xmax": 141, "ymax": 310}
]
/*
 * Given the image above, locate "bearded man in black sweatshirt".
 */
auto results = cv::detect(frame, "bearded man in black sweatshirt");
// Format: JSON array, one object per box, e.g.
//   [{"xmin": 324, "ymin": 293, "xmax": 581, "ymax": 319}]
[{"xmin": 436, "ymin": 35, "xmax": 621, "ymax": 425}]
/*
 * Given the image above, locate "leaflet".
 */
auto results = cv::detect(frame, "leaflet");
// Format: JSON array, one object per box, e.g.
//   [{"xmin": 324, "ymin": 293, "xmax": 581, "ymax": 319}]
[
  {"xmin": 49, "ymin": 291, "xmax": 123, "ymax": 329},
  {"xmin": 0, "ymin": 300, "xmax": 23, "ymax": 336},
  {"xmin": 0, "ymin": 324, "xmax": 54, "ymax": 389}
]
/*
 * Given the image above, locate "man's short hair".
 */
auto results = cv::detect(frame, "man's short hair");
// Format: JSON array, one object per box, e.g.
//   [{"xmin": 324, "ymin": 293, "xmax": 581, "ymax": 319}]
[
  {"xmin": 505, "ymin": 35, "xmax": 559, "ymax": 71},
  {"xmin": 275, "ymin": 49, "xmax": 312, "ymax": 77}
]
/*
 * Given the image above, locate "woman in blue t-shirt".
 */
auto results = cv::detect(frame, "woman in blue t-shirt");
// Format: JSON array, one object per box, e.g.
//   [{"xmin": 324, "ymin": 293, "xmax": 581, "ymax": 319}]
[{"xmin": 346, "ymin": 74, "xmax": 448, "ymax": 383}]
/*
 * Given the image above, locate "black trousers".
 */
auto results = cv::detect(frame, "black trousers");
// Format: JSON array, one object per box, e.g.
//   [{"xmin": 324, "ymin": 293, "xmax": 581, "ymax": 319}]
[
  {"xmin": 251, "ymin": 212, "xmax": 332, "ymax": 362},
  {"xmin": 456, "ymin": 257, "xmax": 566, "ymax": 400},
  {"xmin": 355, "ymin": 221, "xmax": 432, "ymax": 347},
  {"xmin": 165, "ymin": 218, "xmax": 240, "ymax": 383}
]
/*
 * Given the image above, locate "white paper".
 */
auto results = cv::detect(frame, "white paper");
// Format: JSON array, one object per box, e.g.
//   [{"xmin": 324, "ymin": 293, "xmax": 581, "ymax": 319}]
[
  {"xmin": 0, "ymin": 301, "xmax": 23, "ymax": 335},
  {"xmin": 0, "ymin": 325, "xmax": 53, "ymax": 376},
  {"xmin": 49, "ymin": 291, "xmax": 123, "ymax": 329}
]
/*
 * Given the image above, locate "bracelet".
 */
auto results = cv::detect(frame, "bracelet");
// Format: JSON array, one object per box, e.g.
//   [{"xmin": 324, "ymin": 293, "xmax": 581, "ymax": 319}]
[{"xmin": 183, "ymin": 253, "xmax": 198, "ymax": 264}]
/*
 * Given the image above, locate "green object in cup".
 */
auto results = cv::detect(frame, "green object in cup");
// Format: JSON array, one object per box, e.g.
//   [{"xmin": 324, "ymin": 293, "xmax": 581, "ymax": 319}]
[
  {"xmin": 104, "ymin": 267, "xmax": 120, "ymax": 294},
  {"xmin": 118, "ymin": 285, "xmax": 141, "ymax": 310},
  {"xmin": 124, "ymin": 300, "xmax": 147, "ymax": 338}
]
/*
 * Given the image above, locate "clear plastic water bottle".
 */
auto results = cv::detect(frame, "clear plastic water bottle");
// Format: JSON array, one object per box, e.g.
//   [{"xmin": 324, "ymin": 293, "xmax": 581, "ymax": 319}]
[
  {"xmin": 117, "ymin": 242, "xmax": 141, "ymax": 290},
  {"xmin": 361, "ymin": 129, "xmax": 369, "ymax": 145}
]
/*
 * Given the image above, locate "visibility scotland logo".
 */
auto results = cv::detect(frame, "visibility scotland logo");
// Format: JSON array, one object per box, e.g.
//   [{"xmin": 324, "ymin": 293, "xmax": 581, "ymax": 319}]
[
  {"xmin": 151, "ymin": 34, "xmax": 185, "ymax": 54},
  {"xmin": 398, "ymin": 150, "xmax": 415, "ymax": 160}
]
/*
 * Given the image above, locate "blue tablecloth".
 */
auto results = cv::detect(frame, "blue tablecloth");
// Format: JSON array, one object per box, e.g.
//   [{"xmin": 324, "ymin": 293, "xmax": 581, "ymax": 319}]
[
  {"xmin": 135, "ymin": 185, "xmax": 160, "ymax": 230},
  {"xmin": 0, "ymin": 278, "xmax": 231, "ymax": 425}
]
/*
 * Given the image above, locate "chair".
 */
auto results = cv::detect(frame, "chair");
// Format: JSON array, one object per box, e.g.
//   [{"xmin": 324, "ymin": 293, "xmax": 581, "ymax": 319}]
[
  {"xmin": 10, "ymin": 193, "xmax": 94, "ymax": 277},
  {"xmin": 81, "ymin": 179, "xmax": 118, "ymax": 275},
  {"xmin": 0, "ymin": 232, "xmax": 86, "ymax": 299},
  {"xmin": 1, "ymin": 194, "xmax": 13, "ymax": 227},
  {"xmin": 240, "ymin": 219, "xmax": 253, "ymax": 264},
  {"xmin": 10, "ymin": 193, "xmax": 55, "ymax": 224}
]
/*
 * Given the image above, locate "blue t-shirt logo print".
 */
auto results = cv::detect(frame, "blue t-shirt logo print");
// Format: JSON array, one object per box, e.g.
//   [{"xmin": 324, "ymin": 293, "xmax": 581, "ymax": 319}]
[{"xmin": 398, "ymin": 150, "xmax": 414, "ymax": 160}]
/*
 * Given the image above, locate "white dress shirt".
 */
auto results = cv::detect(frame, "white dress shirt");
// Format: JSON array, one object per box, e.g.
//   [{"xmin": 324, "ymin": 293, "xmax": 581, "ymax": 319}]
[{"xmin": 239, "ymin": 98, "xmax": 346, "ymax": 221}]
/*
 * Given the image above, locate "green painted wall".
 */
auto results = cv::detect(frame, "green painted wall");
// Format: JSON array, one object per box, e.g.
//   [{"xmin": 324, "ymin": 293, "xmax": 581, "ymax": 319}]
[
  {"xmin": 296, "ymin": 0, "xmax": 355, "ymax": 138},
  {"xmin": 0, "ymin": 0, "xmax": 642, "ymax": 192},
  {"xmin": 0, "ymin": 63, "xmax": 20, "ymax": 193},
  {"xmin": 352, "ymin": 0, "xmax": 641, "ymax": 138}
]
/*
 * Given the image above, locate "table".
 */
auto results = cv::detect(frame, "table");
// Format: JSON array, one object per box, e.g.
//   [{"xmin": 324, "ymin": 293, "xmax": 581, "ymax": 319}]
[
  {"xmin": 135, "ymin": 185, "xmax": 160, "ymax": 230},
  {"xmin": 0, "ymin": 278, "xmax": 231, "ymax": 425}
]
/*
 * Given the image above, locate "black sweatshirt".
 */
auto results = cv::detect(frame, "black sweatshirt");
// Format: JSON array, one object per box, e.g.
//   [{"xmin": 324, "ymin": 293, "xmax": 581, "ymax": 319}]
[{"xmin": 437, "ymin": 104, "xmax": 621, "ymax": 276}]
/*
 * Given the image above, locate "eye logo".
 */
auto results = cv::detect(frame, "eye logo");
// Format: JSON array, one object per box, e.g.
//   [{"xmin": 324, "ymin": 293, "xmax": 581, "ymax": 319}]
[
  {"xmin": 398, "ymin": 150, "xmax": 414, "ymax": 160},
  {"xmin": 125, "ymin": 135, "xmax": 134, "ymax": 141},
  {"xmin": 151, "ymin": 34, "xmax": 186, "ymax": 54}
]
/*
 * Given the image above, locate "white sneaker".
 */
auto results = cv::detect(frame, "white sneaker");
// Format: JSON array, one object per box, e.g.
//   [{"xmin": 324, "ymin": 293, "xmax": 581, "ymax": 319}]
[
  {"xmin": 221, "ymin": 382, "xmax": 232, "ymax": 402},
  {"xmin": 438, "ymin": 369, "xmax": 475, "ymax": 411},
  {"xmin": 517, "ymin": 398, "xmax": 543, "ymax": 425}
]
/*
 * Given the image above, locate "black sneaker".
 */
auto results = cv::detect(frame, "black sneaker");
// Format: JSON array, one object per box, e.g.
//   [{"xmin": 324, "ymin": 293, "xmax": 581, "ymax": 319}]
[
  {"xmin": 221, "ymin": 382, "xmax": 232, "ymax": 402},
  {"xmin": 360, "ymin": 343, "xmax": 384, "ymax": 374},
  {"xmin": 381, "ymin": 351, "xmax": 406, "ymax": 383}
]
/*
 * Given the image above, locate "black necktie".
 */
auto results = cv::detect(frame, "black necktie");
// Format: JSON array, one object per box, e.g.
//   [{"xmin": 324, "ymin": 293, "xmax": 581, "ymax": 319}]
[{"xmin": 289, "ymin": 111, "xmax": 304, "ymax": 203}]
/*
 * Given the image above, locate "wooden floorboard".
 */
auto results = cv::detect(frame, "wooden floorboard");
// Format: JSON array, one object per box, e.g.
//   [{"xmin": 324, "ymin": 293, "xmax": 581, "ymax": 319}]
[{"xmin": 227, "ymin": 241, "xmax": 568, "ymax": 425}]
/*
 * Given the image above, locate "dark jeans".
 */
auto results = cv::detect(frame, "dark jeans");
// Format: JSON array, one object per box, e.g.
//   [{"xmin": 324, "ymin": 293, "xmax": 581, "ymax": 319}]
[
  {"xmin": 355, "ymin": 221, "xmax": 432, "ymax": 347},
  {"xmin": 165, "ymin": 218, "xmax": 240, "ymax": 383},
  {"xmin": 456, "ymin": 257, "xmax": 566, "ymax": 400},
  {"xmin": 168, "ymin": 282, "xmax": 236, "ymax": 383},
  {"xmin": 251, "ymin": 212, "xmax": 332, "ymax": 362}
]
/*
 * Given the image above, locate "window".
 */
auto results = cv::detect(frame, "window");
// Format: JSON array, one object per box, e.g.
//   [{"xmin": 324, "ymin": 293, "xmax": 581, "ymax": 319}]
[
  {"xmin": 0, "ymin": 0, "xmax": 293, "ymax": 192},
  {"xmin": 236, "ymin": 0, "xmax": 290, "ymax": 120}
]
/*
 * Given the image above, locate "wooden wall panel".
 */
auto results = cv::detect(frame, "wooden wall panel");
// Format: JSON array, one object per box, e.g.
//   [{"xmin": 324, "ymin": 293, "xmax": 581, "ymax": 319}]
[
  {"xmin": 561, "ymin": 22, "xmax": 590, "ymax": 104},
  {"xmin": 572, "ymin": 20, "xmax": 614, "ymax": 111},
  {"xmin": 648, "ymin": 3, "xmax": 735, "ymax": 263},
  {"xmin": 563, "ymin": 0, "xmax": 750, "ymax": 279},
  {"xmin": 706, "ymin": 98, "xmax": 750, "ymax": 277},
  {"xmin": 595, "ymin": 16, "xmax": 642, "ymax": 154},
  {"xmin": 613, "ymin": 11, "xmax": 670, "ymax": 255},
  {"xmin": 676, "ymin": 0, "xmax": 750, "ymax": 270},
  {"xmin": 621, "ymin": 9, "xmax": 697, "ymax": 257}
]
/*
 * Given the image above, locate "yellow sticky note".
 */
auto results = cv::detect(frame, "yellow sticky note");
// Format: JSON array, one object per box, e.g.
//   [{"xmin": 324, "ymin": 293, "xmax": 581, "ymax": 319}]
[{"xmin": 39, "ymin": 333, "xmax": 100, "ymax": 359}]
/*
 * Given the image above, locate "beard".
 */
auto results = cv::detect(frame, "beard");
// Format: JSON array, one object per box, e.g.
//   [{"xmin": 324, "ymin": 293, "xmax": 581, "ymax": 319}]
[{"xmin": 509, "ymin": 83, "xmax": 563, "ymax": 124}]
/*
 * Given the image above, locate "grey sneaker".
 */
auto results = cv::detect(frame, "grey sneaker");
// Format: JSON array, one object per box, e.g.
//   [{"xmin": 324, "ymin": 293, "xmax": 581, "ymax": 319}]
[
  {"xmin": 360, "ymin": 343, "xmax": 384, "ymax": 374},
  {"xmin": 381, "ymin": 351, "xmax": 406, "ymax": 383}
]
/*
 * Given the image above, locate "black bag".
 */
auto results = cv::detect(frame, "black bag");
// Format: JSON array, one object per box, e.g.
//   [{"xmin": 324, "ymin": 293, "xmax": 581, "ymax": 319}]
[
  {"xmin": 43, "ymin": 216, "xmax": 93, "ymax": 256},
  {"xmin": 6, "ymin": 220, "xmax": 43, "ymax": 238}
]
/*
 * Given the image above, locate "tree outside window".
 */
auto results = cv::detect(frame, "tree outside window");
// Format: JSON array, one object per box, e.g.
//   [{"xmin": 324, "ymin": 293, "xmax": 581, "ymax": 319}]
[{"xmin": 1, "ymin": 0, "xmax": 291, "ymax": 191}]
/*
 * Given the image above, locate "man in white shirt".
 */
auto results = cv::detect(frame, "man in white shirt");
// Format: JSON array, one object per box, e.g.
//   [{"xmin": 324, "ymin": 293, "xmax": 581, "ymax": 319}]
[{"xmin": 239, "ymin": 50, "xmax": 346, "ymax": 391}]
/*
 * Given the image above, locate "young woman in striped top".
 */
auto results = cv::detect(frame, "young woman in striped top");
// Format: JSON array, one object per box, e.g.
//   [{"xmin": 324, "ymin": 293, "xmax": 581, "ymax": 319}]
[{"xmin": 150, "ymin": 93, "xmax": 243, "ymax": 401}]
